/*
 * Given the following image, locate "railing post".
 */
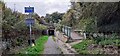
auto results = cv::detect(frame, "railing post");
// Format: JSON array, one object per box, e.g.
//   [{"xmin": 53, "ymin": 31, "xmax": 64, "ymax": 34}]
[
  {"xmin": 66, "ymin": 26, "xmax": 68, "ymax": 37},
  {"xmin": 64, "ymin": 25, "xmax": 65, "ymax": 33},
  {"xmin": 69, "ymin": 27, "xmax": 71, "ymax": 38},
  {"xmin": 83, "ymin": 32, "xmax": 86, "ymax": 39}
]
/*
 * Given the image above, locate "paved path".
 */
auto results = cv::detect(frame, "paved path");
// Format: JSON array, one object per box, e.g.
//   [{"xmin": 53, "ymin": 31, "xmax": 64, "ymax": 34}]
[
  {"xmin": 44, "ymin": 36, "xmax": 61, "ymax": 54},
  {"xmin": 71, "ymin": 32, "xmax": 83, "ymax": 40},
  {"xmin": 55, "ymin": 31, "xmax": 78, "ymax": 54}
]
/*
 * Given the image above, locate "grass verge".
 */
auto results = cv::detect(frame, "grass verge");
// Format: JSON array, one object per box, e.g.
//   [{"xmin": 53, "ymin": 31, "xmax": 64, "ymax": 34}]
[{"xmin": 19, "ymin": 35, "xmax": 48, "ymax": 56}]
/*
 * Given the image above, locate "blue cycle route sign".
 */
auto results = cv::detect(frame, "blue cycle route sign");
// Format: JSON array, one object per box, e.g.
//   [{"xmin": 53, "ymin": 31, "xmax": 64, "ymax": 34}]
[{"xmin": 25, "ymin": 7, "xmax": 34, "ymax": 13}]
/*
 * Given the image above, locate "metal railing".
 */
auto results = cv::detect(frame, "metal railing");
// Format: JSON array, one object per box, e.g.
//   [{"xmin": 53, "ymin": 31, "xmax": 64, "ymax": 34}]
[{"xmin": 62, "ymin": 25, "xmax": 72, "ymax": 38}]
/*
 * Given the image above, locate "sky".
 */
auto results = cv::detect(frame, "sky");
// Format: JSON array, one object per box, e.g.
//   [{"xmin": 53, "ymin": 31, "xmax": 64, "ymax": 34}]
[{"xmin": 4, "ymin": 0, "xmax": 71, "ymax": 16}]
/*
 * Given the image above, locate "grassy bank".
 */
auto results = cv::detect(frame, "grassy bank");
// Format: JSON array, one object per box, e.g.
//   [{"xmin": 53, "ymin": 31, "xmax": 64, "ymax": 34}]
[
  {"xmin": 72, "ymin": 40, "xmax": 95, "ymax": 54},
  {"xmin": 19, "ymin": 35, "xmax": 48, "ymax": 56}
]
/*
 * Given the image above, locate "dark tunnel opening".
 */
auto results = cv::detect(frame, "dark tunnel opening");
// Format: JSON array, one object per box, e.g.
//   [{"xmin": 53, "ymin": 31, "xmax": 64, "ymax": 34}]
[{"xmin": 48, "ymin": 29, "xmax": 54, "ymax": 36}]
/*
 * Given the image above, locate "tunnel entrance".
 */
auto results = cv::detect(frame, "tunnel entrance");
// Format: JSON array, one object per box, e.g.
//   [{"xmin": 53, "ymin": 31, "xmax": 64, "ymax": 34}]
[
  {"xmin": 48, "ymin": 26, "xmax": 55, "ymax": 36},
  {"xmin": 48, "ymin": 29, "xmax": 54, "ymax": 36}
]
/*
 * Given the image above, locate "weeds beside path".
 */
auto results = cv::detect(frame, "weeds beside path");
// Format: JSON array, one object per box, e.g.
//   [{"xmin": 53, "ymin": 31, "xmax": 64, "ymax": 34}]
[{"xmin": 19, "ymin": 35, "xmax": 48, "ymax": 56}]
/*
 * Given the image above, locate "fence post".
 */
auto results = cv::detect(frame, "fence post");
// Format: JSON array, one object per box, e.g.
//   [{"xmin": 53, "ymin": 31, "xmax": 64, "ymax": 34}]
[{"xmin": 64, "ymin": 26, "xmax": 65, "ymax": 34}]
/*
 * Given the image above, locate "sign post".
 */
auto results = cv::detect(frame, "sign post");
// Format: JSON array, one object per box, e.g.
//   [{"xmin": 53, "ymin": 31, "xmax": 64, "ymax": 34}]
[{"xmin": 25, "ymin": 6, "xmax": 34, "ymax": 46}]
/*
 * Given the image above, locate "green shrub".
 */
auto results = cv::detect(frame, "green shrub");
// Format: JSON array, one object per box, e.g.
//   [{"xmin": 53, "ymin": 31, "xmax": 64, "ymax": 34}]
[
  {"xmin": 99, "ymin": 40, "xmax": 114, "ymax": 45},
  {"xmin": 93, "ymin": 36, "xmax": 105, "ymax": 44},
  {"xmin": 94, "ymin": 33, "xmax": 119, "ymax": 45},
  {"xmin": 99, "ymin": 39, "xmax": 120, "ymax": 46}
]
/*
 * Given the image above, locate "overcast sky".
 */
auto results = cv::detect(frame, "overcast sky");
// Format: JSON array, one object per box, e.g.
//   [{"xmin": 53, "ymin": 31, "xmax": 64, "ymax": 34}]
[{"xmin": 4, "ymin": 0, "xmax": 71, "ymax": 16}]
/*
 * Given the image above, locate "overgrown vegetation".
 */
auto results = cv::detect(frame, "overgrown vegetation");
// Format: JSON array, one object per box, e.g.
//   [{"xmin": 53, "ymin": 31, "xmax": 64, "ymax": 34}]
[
  {"xmin": 94, "ymin": 34, "xmax": 120, "ymax": 46},
  {"xmin": 19, "ymin": 36, "xmax": 48, "ymax": 56},
  {"xmin": 61, "ymin": 2, "xmax": 120, "ymax": 32},
  {"xmin": 52, "ymin": 36, "xmax": 56, "ymax": 42},
  {"xmin": 72, "ymin": 40, "xmax": 95, "ymax": 54},
  {"xmin": 61, "ymin": 2, "xmax": 120, "ymax": 54},
  {"xmin": 72, "ymin": 34, "xmax": 119, "ymax": 54},
  {"xmin": 1, "ymin": 1, "xmax": 47, "ymax": 54}
]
